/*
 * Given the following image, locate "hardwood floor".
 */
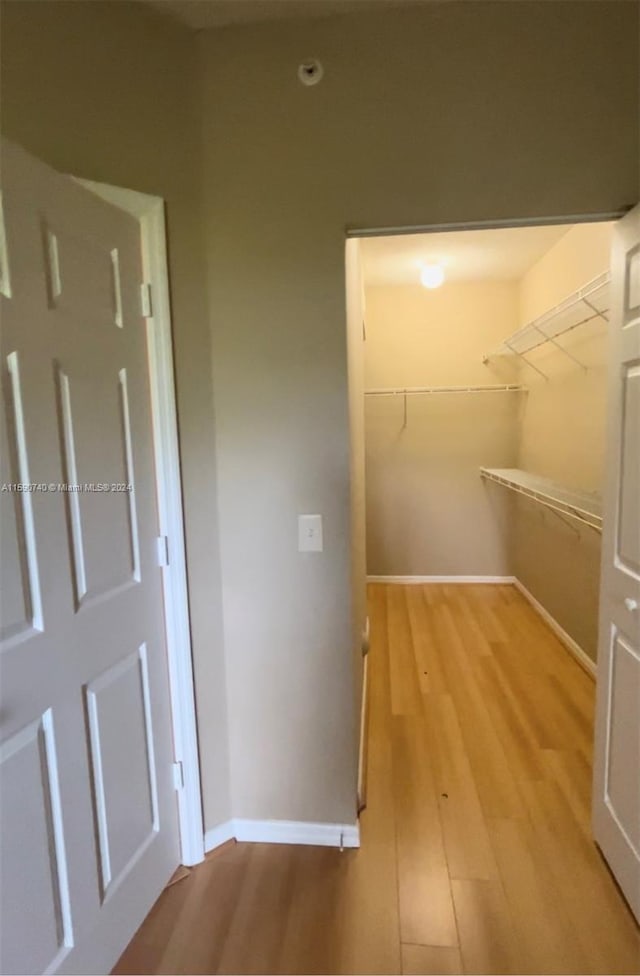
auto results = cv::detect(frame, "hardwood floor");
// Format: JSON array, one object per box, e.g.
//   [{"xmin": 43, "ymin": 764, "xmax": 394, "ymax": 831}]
[{"xmin": 114, "ymin": 584, "xmax": 639, "ymax": 975}]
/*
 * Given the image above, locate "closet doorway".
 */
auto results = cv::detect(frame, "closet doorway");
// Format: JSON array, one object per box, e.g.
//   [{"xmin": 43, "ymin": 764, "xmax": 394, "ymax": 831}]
[{"xmin": 346, "ymin": 210, "xmax": 640, "ymax": 943}]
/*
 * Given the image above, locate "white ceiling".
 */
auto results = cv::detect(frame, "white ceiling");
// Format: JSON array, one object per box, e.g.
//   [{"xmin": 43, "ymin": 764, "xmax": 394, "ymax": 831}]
[
  {"xmin": 360, "ymin": 224, "xmax": 574, "ymax": 287},
  {"xmin": 145, "ymin": 0, "xmax": 433, "ymax": 30}
]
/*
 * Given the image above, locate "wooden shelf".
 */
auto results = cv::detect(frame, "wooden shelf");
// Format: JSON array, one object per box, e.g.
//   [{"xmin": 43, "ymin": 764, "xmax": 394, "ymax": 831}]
[
  {"xmin": 482, "ymin": 271, "xmax": 610, "ymax": 365},
  {"xmin": 480, "ymin": 467, "xmax": 603, "ymax": 531}
]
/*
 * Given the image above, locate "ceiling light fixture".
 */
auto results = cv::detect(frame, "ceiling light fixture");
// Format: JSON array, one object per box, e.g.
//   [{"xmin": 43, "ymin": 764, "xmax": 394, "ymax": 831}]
[{"xmin": 420, "ymin": 263, "xmax": 445, "ymax": 289}]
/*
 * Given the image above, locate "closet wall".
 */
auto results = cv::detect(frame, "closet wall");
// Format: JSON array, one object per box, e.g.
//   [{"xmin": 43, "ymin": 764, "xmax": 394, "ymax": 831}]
[
  {"xmin": 363, "ymin": 221, "xmax": 612, "ymax": 662},
  {"xmin": 509, "ymin": 222, "xmax": 614, "ymax": 661},
  {"xmin": 364, "ymin": 280, "xmax": 520, "ymax": 578}
]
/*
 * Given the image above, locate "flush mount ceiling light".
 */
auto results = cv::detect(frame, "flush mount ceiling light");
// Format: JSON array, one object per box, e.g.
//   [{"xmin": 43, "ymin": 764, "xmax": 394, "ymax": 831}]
[{"xmin": 420, "ymin": 263, "xmax": 445, "ymax": 289}]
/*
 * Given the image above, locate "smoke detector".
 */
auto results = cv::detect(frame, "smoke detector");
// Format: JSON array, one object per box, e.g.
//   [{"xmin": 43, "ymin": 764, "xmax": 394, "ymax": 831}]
[{"xmin": 298, "ymin": 60, "xmax": 324, "ymax": 86}]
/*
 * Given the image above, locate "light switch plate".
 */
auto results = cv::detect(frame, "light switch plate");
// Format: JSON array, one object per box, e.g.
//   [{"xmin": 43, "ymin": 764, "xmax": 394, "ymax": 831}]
[{"xmin": 298, "ymin": 514, "xmax": 323, "ymax": 552}]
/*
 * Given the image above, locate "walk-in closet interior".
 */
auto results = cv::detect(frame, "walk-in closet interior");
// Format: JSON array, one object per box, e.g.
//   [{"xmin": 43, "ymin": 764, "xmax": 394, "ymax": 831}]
[
  {"xmin": 343, "ymin": 216, "xmax": 640, "ymax": 962},
  {"xmin": 349, "ymin": 220, "xmax": 613, "ymax": 670}
]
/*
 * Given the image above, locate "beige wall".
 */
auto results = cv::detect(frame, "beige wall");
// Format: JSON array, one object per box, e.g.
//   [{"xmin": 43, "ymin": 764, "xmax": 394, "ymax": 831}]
[
  {"xmin": 199, "ymin": 0, "xmax": 637, "ymax": 824},
  {"xmin": 364, "ymin": 281, "xmax": 520, "ymax": 576},
  {"xmin": 345, "ymin": 241, "xmax": 366, "ymax": 755},
  {"xmin": 0, "ymin": 1, "xmax": 231, "ymax": 829},
  {"xmin": 511, "ymin": 222, "xmax": 615, "ymax": 661},
  {"xmin": 517, "ymin": 222, "xmax": 613, "ymax": 489},
  {"xmin": 2, "ymin": 0, "xmax": 637, "ymax": 831}
]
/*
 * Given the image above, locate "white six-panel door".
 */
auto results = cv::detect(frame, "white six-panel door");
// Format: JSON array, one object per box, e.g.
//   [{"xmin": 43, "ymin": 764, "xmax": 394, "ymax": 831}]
[
  {"xmin": 0, "ymin": 141, "xmax": 180, "ymax": 974},
  {"xmin": 593, "ymin": 203, "xmax": 640, "ymax": 923}
]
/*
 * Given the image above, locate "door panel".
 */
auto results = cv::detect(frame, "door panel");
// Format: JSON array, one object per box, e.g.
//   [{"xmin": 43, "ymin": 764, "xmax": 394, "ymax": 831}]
[
  {"xmin": 0, "ymin": 712, "xmax": 72, "ymax": 976},
  {"xmin": 0, "ymin": 140, "xmax": 180, "ymax": 975},
  {"xmin": 593, "ymin": 203, "xmax": 640, "ymax": 923},
  {"xmin": 57, "ymin": 363, "xmax": 140, "ymax": 605},
  {"xmin": 1, "ymin": 351, "xmax": 43, "ymax": 644},
  {"xmin": 85, "ymin": 645, "xmax": 158, "ymax": 901},
  {"xmin": 617, "ymin": 364, "xmax": 640, "ymax": 575},
  {"xmin": 605, "ymin": 633, "xmax": 640, "ymax": 855},
  {"xmin": 625, "ymin": 245, "xmax": 640, "ymax": 314}
]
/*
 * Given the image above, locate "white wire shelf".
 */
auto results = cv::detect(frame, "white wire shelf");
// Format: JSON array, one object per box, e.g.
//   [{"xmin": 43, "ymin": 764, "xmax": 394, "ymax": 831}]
[
  {"xmin": 480, "ymin": 467, "xmax": 603, "ymax": 532},
  {"xmin": 482, "ymin": 271, "xmax": 610, "ymax": 373},
  {"xmin": 365, "ymin": 384, "xmax": 527, "ymax": 396}
]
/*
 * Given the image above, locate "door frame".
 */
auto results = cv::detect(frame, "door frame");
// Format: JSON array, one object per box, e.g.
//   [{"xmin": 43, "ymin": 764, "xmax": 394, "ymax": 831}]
[
  {"xmin": 75, "ymin": 178, "xmax": 205, "ymax": 866},
  {"xmin": 347, "ymin": 211, "xmax": 627, "ymax": 239},
  {"xmin": 347, "ymin": 205, "xmax": 629, "ymax": 822}
]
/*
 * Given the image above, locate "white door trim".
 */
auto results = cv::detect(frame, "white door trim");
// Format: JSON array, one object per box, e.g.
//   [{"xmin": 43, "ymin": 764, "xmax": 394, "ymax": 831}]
[
  {"xmin": 74, "ymin": 179, "xmax": 205, "ymax": 866},
  {"xmin": 347, "ymin": 211, "xmax": 627, "ymax": 238}
]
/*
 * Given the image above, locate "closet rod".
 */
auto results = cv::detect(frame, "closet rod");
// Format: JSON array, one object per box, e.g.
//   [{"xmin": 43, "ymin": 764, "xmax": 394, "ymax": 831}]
[{"xmin": 364, "ymin": 384, "xmax": 527, "ymax": 396}]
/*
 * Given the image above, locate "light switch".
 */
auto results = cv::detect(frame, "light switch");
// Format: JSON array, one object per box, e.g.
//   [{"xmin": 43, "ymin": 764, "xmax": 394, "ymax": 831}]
[{"xmin": 298, "ymin": 514, "xmax": 323, "ymax": 552}]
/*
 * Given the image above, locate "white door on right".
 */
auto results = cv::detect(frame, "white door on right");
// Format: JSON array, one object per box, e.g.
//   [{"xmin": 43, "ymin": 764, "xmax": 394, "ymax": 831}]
[{"xmin": 593, "ymin": 203, "xmax": 640, "ymax": 923}]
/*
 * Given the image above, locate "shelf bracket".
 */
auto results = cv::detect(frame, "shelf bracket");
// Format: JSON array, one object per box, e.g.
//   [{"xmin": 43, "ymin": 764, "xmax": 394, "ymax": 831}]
[
  {"xmin": 582, "ymin": 297, "xmax": 609, "ymax": 324},
  {"xmin": 532, "ymin": 326, "xmax": 587, "ymax": 371},
  {"xmin": 403, "ymin": 391, "xmax": 407, "ymax": 428},
  {"xmin": 538, "ymin": 503, "xmax": 581, "ymax": 537},
  {"xmin": 504, "ymin": 340, "xmax": 549, "ymax": 380}
]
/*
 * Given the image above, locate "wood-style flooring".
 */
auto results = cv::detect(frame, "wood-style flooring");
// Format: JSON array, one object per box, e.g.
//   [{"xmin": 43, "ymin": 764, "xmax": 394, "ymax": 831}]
[{"xmin": 114, "ymin": 584, "xmax": 640, "ymax": 975}]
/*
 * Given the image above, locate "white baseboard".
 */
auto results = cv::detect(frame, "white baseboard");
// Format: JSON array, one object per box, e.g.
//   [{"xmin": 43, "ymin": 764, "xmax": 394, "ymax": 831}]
[
  {"xmin": 367, "ymin": 574, "xmax": 516, "ymax": 584},
  {"xmin": 513, "ymin": 579, "xmax": 596, "ymax": 678},
  {"xmin": 204, "ymin": 818, "xmax": 360, "ymax": 854},
  {"xmin": 203, "ymin": 820, "xmax": 236, "ymax": 853}
]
